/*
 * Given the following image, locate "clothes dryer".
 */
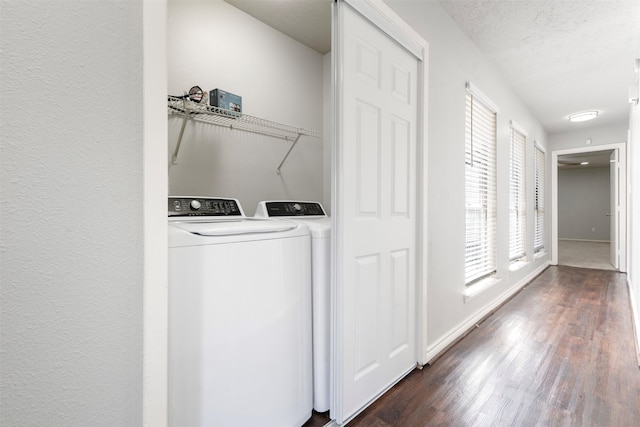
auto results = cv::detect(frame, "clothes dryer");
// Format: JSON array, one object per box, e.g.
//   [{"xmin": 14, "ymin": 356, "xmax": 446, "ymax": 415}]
[
  {"xmin": 254, "ymin": 200, "xmax": 331, "ymax": 413},
  {"xmin": 168, "ymin": 197, "xmax": 312, "ymax": 427}
]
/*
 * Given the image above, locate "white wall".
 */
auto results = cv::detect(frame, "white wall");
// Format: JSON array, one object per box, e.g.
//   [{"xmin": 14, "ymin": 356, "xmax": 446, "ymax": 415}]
[
  {"xmin": 385, "ymin": 1, "xmax": 550, "ymax": 356},
  {"xmin": 0, "ymin": 1, "xmax": 144, "ymax": 425},
  {"xmin": 167, "ymin": 0, "xmax": 325, "ymax": 216},
  {"xmin": 558, "ymin": 167, "xmax": 610, "ymax": 241},
  {"xmin": 549, "ymin": 122, "xmax": 628, "ymax": 151}
]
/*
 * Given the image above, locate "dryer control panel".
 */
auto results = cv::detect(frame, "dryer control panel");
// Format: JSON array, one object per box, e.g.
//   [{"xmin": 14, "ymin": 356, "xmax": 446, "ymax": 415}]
[
  {"xmin": 168, "ymin": 197, "xmax": 243, "ymax": 217},
  {"xmin": 261, "ymin": 201, "xmax": 326, "ymax": 217}
]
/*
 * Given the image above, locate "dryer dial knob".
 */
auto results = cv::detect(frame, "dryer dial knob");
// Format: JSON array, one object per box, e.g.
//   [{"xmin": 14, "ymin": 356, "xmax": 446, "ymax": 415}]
[
  {"xmin": 292, "ymin": 203, "xmax": 302, "ymax": 212},
  {"xmin": 190, "ymin": 200, "xmax": 201, "ymax": 210}
]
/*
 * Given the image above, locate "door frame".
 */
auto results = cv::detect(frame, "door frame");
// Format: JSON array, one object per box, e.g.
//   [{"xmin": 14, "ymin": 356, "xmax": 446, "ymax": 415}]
[
  {"xmin": 143, "ymin": 1, "xmax": 168, "ymax": 426},
  {"xmin": 551, "ymin": 142, "xmax": 627, "ymax": 272},
  {"xmin": 610, "ymin": 149, "xmax": 619, "ymax": 268}
]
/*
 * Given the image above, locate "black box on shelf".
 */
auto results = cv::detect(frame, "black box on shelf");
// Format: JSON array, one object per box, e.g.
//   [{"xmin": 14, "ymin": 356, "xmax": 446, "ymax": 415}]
[{"xmin": 209, "ymin": 89, "xmax": 242, "ymax": 115}]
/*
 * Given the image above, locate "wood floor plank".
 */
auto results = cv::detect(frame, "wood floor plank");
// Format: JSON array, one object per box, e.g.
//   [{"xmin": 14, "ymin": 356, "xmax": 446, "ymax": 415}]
[{"xmin": 306, "ymin": 266, "xmax": 640, "ymax": 426}]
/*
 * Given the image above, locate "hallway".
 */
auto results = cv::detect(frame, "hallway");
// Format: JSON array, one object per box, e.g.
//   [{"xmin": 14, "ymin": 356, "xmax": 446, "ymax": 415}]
[{"xmin": 308, "ymin": 266, "xmax": 640, "ymax": 426}]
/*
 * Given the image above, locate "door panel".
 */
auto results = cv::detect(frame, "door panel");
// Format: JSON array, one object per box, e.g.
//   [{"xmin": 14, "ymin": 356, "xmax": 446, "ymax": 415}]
[
  {"xmin": 333, "ymin": 1, "xmax": 419, "ymax": 423},
  {"xmin": 354, "ymin": 254, "xmax": 381, "ymax": 380},
  {"xmin": 392, "ymin": 118, "xmax": 410, "ymax": 215},
  {"xmin": 390, "ymin": 249, "xmax": 410, "ymax": 355},
  {"xmin": 355, "ymin": 100, "xmax": 381, "ymax": 215}
]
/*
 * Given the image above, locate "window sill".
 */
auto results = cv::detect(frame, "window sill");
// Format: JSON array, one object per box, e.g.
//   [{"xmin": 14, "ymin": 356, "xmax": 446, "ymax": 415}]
[
  {"xmin": 509, "ymin": 259, "xmax": 529, "ymax": 272},
  {"xmin": 464, "ymin": 276, "xmax": 501, "ymax": 303},
  {"xmin": 534, "ymin": 249, "xmax": 547, "ymax": 259}
]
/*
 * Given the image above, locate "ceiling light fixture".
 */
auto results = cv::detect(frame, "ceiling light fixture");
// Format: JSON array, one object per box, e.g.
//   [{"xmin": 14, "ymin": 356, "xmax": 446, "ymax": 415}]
[
  {"xmin": 569, "ymin": 111, "xmax": 599, "ymax": 122},
  {"xmin": 580, "ymin": 162, "xmax": 589, "ymax": 165}
]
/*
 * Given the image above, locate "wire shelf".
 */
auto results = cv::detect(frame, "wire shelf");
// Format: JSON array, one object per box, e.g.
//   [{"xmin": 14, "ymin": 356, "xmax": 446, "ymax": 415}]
[
  {"xmin": 168, "ymin": 95, "xmax": 322, "ymax": 172},
  {"xmin": 168, "ymin": 95, "xmax": 322, "ymax": 141}
]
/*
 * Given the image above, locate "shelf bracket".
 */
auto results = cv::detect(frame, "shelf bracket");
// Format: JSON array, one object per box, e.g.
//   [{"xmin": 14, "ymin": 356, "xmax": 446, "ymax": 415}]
[
  {"xmin": 276, "ymin": 133, "xmax": 302, "ymax": 174},
  {"xmin": 171, "ymin": 110, "xmax": 190, "ymax": 165}
]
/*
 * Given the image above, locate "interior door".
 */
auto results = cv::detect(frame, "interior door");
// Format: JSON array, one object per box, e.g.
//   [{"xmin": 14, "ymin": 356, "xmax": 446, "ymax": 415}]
[
  {"xmin": 332, "ymin": 1, "xmax": 420, "ymax": 423},
  {"xmin": 610, "ymin": 149, "xmax": 619, "ymax": 269}
]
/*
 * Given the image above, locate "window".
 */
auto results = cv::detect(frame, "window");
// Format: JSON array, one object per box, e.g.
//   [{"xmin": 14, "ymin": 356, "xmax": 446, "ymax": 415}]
[
  {"xmin": 465, "ymin": 84, "xmax": 497, "ymax": 285},
  {"xmin": 509, "ymin": 124, "xmax": 526, "ymax": 261},
  {"xmin": 534, "ymin": 144, "xmax": 545, "ymax": 252}
]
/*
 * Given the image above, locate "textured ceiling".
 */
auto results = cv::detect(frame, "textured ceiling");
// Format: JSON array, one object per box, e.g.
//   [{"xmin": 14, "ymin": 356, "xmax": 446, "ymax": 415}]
[
  {"xmin": 224, "ymin": 0, "xmax": 640, "ymax": 134},
  {"xmin": 438, "ymin": 0, "xmax": 640, "ymax": 134}
]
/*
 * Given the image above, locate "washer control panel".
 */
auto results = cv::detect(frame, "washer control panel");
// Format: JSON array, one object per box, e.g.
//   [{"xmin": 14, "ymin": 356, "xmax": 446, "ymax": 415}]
[
  {"xmin": 262, "ymin": 201, "xmax": 326, "ymax": 217},
  {"xmin": 168, "ymin": 197, "xmax": 243, "ymax": 217}
]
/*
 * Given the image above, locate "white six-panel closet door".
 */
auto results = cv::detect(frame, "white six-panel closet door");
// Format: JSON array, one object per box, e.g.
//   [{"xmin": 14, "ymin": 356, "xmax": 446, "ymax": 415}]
[{"xmin": 332, "ymin": 0, "xmax": 420, "ymax": 423}]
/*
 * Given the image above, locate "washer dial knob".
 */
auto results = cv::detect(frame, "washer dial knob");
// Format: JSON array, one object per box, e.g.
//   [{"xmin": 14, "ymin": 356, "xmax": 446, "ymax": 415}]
[{"xmin": 190, "ymin": 200, "xmax": 201, "ymax": 210}]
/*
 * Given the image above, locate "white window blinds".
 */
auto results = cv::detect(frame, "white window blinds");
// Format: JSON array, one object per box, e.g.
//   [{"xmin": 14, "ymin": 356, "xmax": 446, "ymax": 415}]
[
  {"xmin": 465, "ymin": 89, "xmax": 497, "ymax": 285},
  {"xmin": 509, "ymin": 126, "xmax": 526, "ymax": 261},
  {"xmin": 534, "ymin": 145, "xmax": 545, "ymax": 252}
]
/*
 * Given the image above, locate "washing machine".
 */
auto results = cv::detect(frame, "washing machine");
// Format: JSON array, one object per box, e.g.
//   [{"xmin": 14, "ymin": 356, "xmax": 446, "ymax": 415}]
[
  {"xmin": 254, "ymin": 200, "xmax": 331, "ymax": 413},
  {"xmin": 168, "ymin": 197, "xmax": 312, "ymax": 427}
]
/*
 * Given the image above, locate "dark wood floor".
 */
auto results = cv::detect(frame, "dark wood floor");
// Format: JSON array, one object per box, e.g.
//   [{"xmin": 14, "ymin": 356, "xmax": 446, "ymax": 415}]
[{"xmin": 305, "ymin": 266, "xmax": 640, "ymax": 426}]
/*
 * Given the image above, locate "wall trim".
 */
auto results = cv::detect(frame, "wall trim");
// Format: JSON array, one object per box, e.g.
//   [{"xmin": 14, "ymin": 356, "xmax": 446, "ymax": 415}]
[
  {"xmin": 628, "ymin": 276, "xmax": 640, "ymax": 367},
  {"xmin": 143, "ymin": 1, "xmax": 168, "ymax": 426},
  {"xmin": 423, "ymin": 262, "xmax": 550, "ymax": 364},
  {"xmin": 558, "ymin": 238, "xmax": 611, "ymax": 243}
]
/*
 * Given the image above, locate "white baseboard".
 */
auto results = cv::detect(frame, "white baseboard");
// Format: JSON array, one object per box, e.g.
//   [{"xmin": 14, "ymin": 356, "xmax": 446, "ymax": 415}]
[
  {"xmin": 558, "ymin": 238, "xmax": 611, "ymax": 243},
  {"xmin": 423, "ymin": 261, "xmax": 550, "ymax": 364},
  {"xmin": 627, "ymin": 276, "xmax": 640, "ymax": 367}
]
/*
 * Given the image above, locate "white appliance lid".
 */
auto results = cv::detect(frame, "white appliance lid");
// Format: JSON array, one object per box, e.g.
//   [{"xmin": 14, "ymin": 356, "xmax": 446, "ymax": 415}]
[{"xmin": 170, "ymin": 219, "xmax": 297, "ymax": 236}]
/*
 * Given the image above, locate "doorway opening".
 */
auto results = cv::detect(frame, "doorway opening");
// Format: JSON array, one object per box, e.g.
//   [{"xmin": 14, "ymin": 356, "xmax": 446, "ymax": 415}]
[
  {"xmin": 557, "ymin": 149, "xmax": 614, "ymax": 270},
  {"xmin": 551, "ymin": 143, "xmax": 627, "ymax": 272}
]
